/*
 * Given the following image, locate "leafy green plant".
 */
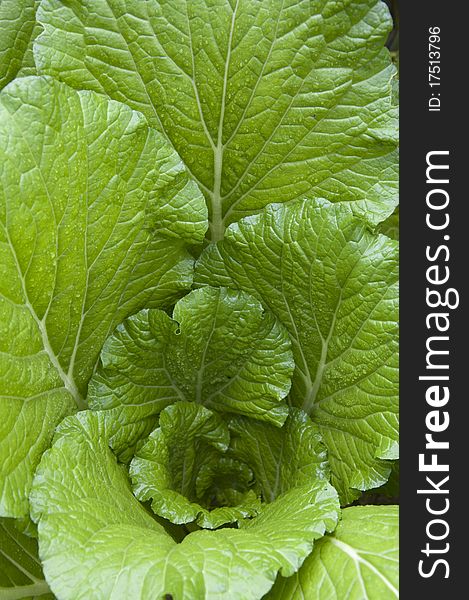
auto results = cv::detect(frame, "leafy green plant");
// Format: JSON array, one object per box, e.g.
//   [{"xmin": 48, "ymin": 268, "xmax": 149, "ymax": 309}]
[
  {"xmin": 0, "ymin": 0, "xmax": 38, "ymax": 89},
  {"xmin": 0, "ymin": 519, "xmax": 53, "ymax": 599},
  {"xmin": 0, "ymin": 1, "xmax": 399, "ymax": 598},
  {"xmin": 34, "ymin": 0, "xmax": 398, "ymax": 240},
  {"xmin": 267, "ymin": 505, "xmax": 399, "ymax": 599}
]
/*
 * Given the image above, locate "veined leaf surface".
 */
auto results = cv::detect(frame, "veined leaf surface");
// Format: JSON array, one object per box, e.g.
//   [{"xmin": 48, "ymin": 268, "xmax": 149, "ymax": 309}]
[
  {"xmin": 0, "ymin": 518, "xmax": 53, "ymax": 600},
  {"xmin": 0, "ymin": 0, "xmax": 38, "ymax": 89},
  {"xmin": 88, "ymin": 286, "xmax": 294, "ymax": 457},
  {"xmin": 196, "ymin": 199, "xmax": 398, "ymax": 502},
  {"xmin": 266, "ymin": 505, "xmax": 399, "ymax": 599},
  {"xmin": 31, "ymin": 411, "xmax": 340, "ymax": 600},
  {"xmin": 35, "ymin": 0, "xmax": 398, "ymax": 239},
  {"xmin": 0, "ymin": 75, "xmax": 207, "ymax": 517},
  {"xmin": 130, "ymin": 402, "xmax": 261, "ymax": 528}
]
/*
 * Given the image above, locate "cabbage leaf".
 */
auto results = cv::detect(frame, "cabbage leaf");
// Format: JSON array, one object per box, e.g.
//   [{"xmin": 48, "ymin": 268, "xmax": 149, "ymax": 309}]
[{"xmin": 0, "ymin": 75, "xmax": 207, "ymax": 517}]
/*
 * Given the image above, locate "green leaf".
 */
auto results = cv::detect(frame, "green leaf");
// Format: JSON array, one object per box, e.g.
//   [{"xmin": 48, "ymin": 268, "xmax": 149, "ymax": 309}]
[
  {"xmin": 131, "ymin": 405, "xmax": 332, "ymax": 529},
  {"xmin": 0, "ymin": 518, "xmax": 53, "ymax": 600},
  {"xmin": 130, "ymin": 402, "xmax": 260, "ymax": 528},
  {"xmin": 196, "ymin": 199, "xmax": 398, "ymax": 503},
  {"xmin": 0, "ymin": 0, "xmax": 38, "ymax": 89},
  {"xmin": 31, "ymin": 411, "xmax": 340, "ymax": 600},
  {"xmin": 377, "ymin": 206, "xmax": 399, "ymax": 240},
  {"xmin": 266, "ymin": 505, "xmax": 399, "ymax": 600},
  {"xmin": 88, "ymin": 286, "xmax": 294, "ymax": 457},
  {"xmin": 35, "ymin": 0, "xmax": 398, "ymax": 240},
  {"xmin": 229, "ymin": 408, "xmax": 329, "ymax": 502},
  {"xmin": 371, "ymin": 460, "xmax": 399, "ymax": 499},
  {"xmin": 0, "ymin": 75, "xmax": 207, "ymax": 517}
]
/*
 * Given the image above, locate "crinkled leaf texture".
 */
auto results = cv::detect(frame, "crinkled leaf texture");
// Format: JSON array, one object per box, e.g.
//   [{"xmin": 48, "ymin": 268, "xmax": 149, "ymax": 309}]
[
  {"xmin": 130, "ymin": 402, "xmax": 261, "ymax": 528},
  {"xmin": 0, "ymin": 75, "xmax": 207, "ymax": 517},
  {"xmin": 228, "ymin": 408, "xmax": 329, "ymax": 503},
  {"xmin": 88, "ymin": 286, "xmax": 294, "ymax": 457},
  {"xmin": 266, "ymin": 505, "xmax": 399, "ymax": 599},
  {"xmin": 31, "ymin": 411, "xmax": 340, "ymax": 600},
  {"xmin": 0, "ymin": 518, "xmax": 53, "ymax": 599},
  {"xmin": 0, "ymin": 0, "xmax": 38, "ymax": 89},
  {"xmin": 35, "ymin": 0, "xmax": 398, "ymax": 240},
  {"xmin": 196, "ymin": 199, "xmax": 398, "ymax": 503},
  {"xmin": 130, "ymin": 404, "xmax": 328, "ymax": 529}
]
